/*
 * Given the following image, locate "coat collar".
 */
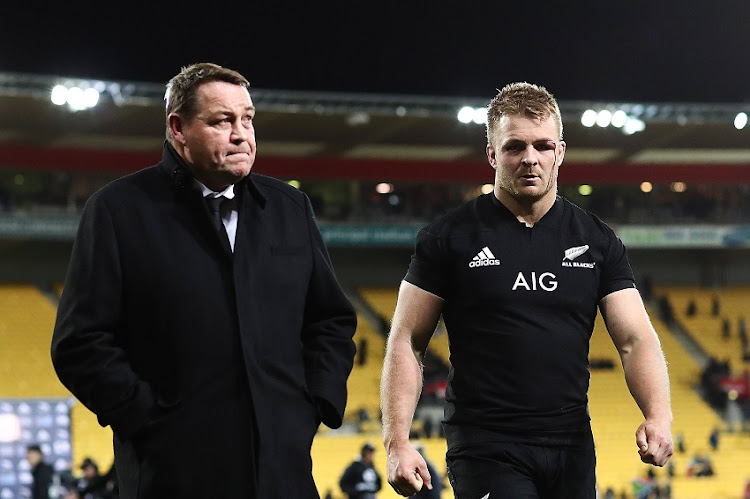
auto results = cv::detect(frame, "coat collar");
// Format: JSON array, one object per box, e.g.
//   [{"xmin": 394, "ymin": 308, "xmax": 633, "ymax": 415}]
[{"xmin": 158, "ymin": 140, "xmax": 267, "ymax": 208}]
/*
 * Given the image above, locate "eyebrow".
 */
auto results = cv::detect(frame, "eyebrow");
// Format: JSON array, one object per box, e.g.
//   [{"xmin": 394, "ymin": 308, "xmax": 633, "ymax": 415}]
[
  {"xmin": 502, "ymin": 138, "xmax": 556, "ymax": 146},
  {"xmin": 209, "ymin": 105, "xmax": 256, "ymax": 116}
]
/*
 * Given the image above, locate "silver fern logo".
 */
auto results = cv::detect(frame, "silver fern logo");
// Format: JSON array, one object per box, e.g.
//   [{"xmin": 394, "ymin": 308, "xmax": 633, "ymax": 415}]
[
  {"xmin": 563, "ymin": 245, "xmax": 589, "ymax": 261},
  {"xmin": 562, "ymin": 245, "xmax": 595, "ymax": 268}
]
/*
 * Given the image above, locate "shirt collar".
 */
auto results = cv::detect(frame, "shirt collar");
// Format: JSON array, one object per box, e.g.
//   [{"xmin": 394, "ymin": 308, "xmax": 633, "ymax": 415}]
[{"xmin": 195, "ymin": 180, "xmax": 236, "ymax": 200}]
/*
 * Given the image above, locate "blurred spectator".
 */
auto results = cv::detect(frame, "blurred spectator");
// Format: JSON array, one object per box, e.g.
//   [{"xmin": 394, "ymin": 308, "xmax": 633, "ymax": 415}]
[
  {"xmin": 658, "ymin": 295, "xmax": 675, "ymax": 325},
  {"xmin": 722, "ymin": 318, "xmax": 731, "ymax": 340},
  {"xmin": 422, "ymin": 416, "xmax": 435, "ymax": 439},
  {"xmin": 631, "ymin": 468, "xmax": 657, "ymax": 499},
  {"xmin": 675, "ymin": 432, "xmax": 685, "ymax": 454},
  {"xmin": 412, "ymin": 443, "xmax": 443, "ymax": 499},
  {"xmin": 701, "ymin": 358, "xmax": 731, "ymax": 411},
  {"xmin": 339, "ymin": 442, "xmax": 382, "ymax": 499},
  {"xmin": 357, "ymin": 407, "xmax": 372, "ymax": 433},
  {"xmin": 709, "ymin": 427, "xmax": 720, "ymax": 451},
  {"xmin": 26, "ymin": 444, "xmax": 54, "ymax": 499},
  {"xmin": 75, "ymin": 457, "xmax": 113, "ymax": 499},
  {"xmin": 686, "ymin": 452, "xmax": 714, "ymax": 477},
  {"xmin": 711, "ymin": 295, "xmax": 720, "ymax": 317},
  {"xmin": 685, "ymin": 299, "xmax": 697, "ymax": 317},
  {"xmin": 739, "ymin": 316, "xmax": 748, "ymax": 352},
  {"xmin": 357, "ymin": 337, "xmax": 369, "ymax": 366}
]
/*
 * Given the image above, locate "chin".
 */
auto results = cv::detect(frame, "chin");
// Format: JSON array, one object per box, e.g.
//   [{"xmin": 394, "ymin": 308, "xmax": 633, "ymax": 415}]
[{"xmin": 226, "ymin": 162, "xmax": 253, "ymax": 177}]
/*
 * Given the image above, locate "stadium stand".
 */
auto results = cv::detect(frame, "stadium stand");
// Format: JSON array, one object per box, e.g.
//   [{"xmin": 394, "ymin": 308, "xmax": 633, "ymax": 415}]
[
  {"xmin": 358, "ymin": 285, "xmax": 750, "ymax": 496},
  {"xmin": 588, "ymin": 304, "xmax": 750, "ymax": 496},
  {"xmin": 655, "ymin": 284, "xmax": 750, "ymax": 374},
  {"xmin": 343, "ymin": 314, "xmax": 385, "ymax": 430},
  {"xmin": 311, "ymin": 435, "xmax": 449, "ymax": 499},
  {"xmin": 2, "ymin": 67, "xmax": 750, "ymax": 499},
  {"xmin": 0, "ymin": 284, "xmax": 114, "ymax": 476},
  {"xmin": 359, "ymin": 286, "xmax": 451, "ymax": 367},
  {"xmin": 5, "ymin": 282, "xmax": 750, "ymax": 497}
]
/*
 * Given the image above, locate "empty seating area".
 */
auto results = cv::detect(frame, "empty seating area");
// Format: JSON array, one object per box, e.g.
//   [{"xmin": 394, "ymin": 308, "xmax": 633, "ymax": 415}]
[
  {"xmin": 657, "ymin": 284, "xmax": 750, "ymax": 373},
  {"xmin": 0, "ymin": 284, "xmax": 114, "ymax": 474},
  {"xmin": 0, "ymin": 284, "xmax": 65, "ymax": 398},
  {"xmin": 360, "ymin": 286, "xmax": 750, "ymax": 496},
  {"xmin": 343, "ymin": 313, "xmax": 386, "ymax": 428},
  {"xmin": 4, "ymin": 283, "xmax": 749, "ymax": 497},
  {"xmin": 359, "ymin": 286, "xmax": 451, "ymax": 367},
  {"xmin": 588, "ymin": 304, "xmax": 750, "ymax": 494}
]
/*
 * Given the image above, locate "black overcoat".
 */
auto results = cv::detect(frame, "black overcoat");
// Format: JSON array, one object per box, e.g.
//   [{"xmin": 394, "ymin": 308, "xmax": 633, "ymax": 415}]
[{"xmin": 51, "ymin": 143, "xmax": 357, "ymax": 498}]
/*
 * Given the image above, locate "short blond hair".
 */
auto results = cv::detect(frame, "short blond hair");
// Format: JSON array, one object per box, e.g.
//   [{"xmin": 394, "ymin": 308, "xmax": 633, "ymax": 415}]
[{"xmin": 486, "ymin": 82, "xmax": 563, "ymax": 143}]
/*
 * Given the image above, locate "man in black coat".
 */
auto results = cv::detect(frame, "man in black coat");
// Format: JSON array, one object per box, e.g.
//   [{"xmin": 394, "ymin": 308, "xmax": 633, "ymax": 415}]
[
  {"xmin": 51, "ymin": 62, "xmax": 357, "ymax": 498},
  {"xmin": 339, "ymin": 442, "xmax": 382, "ymax": 499},
  {"xmin": 26, "ymin": 445, "xmax": 54, "ymax": 499}
]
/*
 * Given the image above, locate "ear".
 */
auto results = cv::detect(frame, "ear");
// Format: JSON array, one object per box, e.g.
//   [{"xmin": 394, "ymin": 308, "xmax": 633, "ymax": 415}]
[
  {"xmin": 556, "ymin": 140, "xmax": 566, "ymax": 167},
  {"xmin": 168, "ymin": 113, "xmax": 187, "ymax": 146},
  {"xmin": 486, "ymin": 143, "xmax": 497, "ymax": 170}
]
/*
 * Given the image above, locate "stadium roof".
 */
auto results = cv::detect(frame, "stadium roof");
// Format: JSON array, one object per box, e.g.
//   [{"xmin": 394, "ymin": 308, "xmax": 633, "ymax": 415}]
[{"xmin": 1, "ymin": 71, "xmax": 749, "ymax": 184}]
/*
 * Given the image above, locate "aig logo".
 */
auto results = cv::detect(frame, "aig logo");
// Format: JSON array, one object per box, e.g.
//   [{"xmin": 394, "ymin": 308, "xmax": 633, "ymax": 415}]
[{"xmin": 512, "ymin": 271, "xmax": 558, "ymax": 292}]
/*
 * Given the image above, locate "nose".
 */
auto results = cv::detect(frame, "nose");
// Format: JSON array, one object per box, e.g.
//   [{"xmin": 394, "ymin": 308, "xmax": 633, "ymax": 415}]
[
  {"xmin": 230, "ymin": 120, "xmax": 248, "ymax": 143},
  {"xmin": 521, "ymin": 145, "xmax": 539, "ymax": 166}
]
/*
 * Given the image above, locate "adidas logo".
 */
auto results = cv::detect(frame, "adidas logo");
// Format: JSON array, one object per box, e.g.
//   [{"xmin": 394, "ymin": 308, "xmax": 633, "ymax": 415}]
[{"xmin": 469, "ymin": 246, "xmax": 501, "ymax": 268}]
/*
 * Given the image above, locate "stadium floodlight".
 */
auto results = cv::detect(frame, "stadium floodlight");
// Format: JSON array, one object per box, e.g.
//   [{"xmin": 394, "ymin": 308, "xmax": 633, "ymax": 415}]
[
  {"xmin": 472, "ymin": 107, "xmax": 487, "ymax": 125},
  {"xmin": 457, "ymin": 106, "xmax": 474, "ymax": 123},
  {"xmin": 82, "ymin": 88, "xmax": 100, "ymax": 108},
  {"xmin": 480, "ymin": 184, "xmax": 494, "ymax": 194},
  {"xmin": 640, "ymin": 181, "xmax": 653, "ymax": 193},
  {"xmin": 596, "ymin": 110, "xmax": 612, "ymax": 128},
  {"xmin": 66, "ymin": 87, "xmax": 85, "ymax": 111},
  {"xmin": 623, "ymin": 117, "xmax": 646, "ymax": 135},
  {"xmin": 735, "ymin": 112, "xmax": 748, "ymax": 130},
  {"xmin": 578, "ymin": 184, "xmax": 593, "ymax": 196},
  {"xmin": 49, "ymin": 82, "xmax": 101, "ymax": 111},
  {"xmin": 581, "ymin": 109, "xmax": 597, "ymax": 127},
  {"xmin": 611, "ymin": 110, "xmax": 628, "ymax": 128},
  {"xmin": 50, "ymin": 85, "xmax": 68, "ymax": 106}
]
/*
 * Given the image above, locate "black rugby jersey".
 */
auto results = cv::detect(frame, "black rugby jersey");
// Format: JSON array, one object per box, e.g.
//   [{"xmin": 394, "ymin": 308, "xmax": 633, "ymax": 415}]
[{"xmin": 405, "ymin": 194, "xmax": 635, "ymax": 434}]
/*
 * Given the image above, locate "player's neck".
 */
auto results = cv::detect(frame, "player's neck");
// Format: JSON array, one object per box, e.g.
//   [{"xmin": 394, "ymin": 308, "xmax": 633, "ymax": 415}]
[{"xmin": 495, "ymin": 190, "xmax": 556, "ymax": 227}]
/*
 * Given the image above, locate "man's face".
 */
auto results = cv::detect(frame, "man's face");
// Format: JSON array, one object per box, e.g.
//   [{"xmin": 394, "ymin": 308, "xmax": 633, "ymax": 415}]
[
  {"xmin": 170, "ymin": 81, "xmax": 256, "ymax": 191},
  {"xmin": 26, "ymin": 450, "xmax": 41, "ymax": 467},
  {"xmin": 82, "ymin": 465, "xmax": 96, "ymax": 479},
  {"xmin": 486, "ymin": 114, "xmax": 565, "ymax": 204}
]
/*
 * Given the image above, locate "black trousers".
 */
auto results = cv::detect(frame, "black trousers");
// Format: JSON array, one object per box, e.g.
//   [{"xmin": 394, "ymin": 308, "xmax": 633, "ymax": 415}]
[{"xmin": 446, "ymin": 431, "xmax": 596, "ymax": 499}]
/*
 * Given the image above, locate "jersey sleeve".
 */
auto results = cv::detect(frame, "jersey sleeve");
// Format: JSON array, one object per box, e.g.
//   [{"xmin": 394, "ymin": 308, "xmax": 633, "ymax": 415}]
[
  {"xmin": 403, "ymin": 226, "xmax": 449, "ymax": 299},
  {"xmin": 598, "ymin": 224, "xmax": 636, "ymax": 300}
]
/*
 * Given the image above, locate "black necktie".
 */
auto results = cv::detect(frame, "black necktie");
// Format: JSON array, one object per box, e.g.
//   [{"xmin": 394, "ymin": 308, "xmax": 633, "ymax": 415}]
[{"xmin": 205, "ymin": 195, "xmax": 231, "ymax": 251}]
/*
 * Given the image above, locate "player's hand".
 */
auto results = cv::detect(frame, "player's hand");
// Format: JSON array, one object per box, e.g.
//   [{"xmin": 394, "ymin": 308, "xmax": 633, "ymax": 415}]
[
  {"xmin": 635, "ymin": 418, "xmax": 673, "ymax": 466},
  {"xmin": 386, "ymin": 442, "xmax": 433, "ymax": 496}
]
